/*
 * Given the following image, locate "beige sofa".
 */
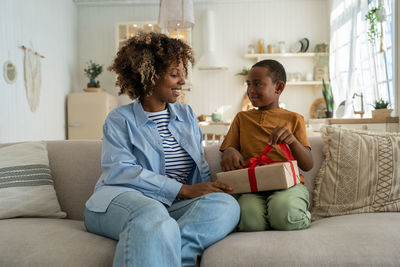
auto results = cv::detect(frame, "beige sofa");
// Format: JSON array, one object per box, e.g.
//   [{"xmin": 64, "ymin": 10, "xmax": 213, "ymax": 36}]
[{"xmin": 1, "ymin": 136, "xmax": 400, "ymax": 267}]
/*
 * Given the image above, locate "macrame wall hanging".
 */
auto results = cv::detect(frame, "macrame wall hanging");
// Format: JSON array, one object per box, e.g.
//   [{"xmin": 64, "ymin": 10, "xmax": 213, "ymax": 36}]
[{"xmin": 21, "ymin": 45, "xmax": 44, "ymax": 112}]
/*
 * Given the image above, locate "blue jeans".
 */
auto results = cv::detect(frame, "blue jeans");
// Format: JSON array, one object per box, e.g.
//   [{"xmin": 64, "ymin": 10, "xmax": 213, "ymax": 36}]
[{"xmin": 84, "ymin": 192, "xmax": 240, "ymax": 267}]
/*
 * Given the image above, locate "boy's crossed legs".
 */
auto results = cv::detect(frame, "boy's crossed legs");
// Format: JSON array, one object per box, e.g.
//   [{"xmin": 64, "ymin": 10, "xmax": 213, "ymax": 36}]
[{"xmin": 238, "ymin": 184, "xmax": 311, "ymax": 231}]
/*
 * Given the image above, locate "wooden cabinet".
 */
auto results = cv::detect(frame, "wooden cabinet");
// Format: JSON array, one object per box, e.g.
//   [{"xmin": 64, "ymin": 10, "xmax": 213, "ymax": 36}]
[
  {"xmin": 67, "ymin": 92, "xmax": 118, "ymax": 140},
  {"xmin": 116, "ymin": 22, "xmax": 192, "ymax": 50}
]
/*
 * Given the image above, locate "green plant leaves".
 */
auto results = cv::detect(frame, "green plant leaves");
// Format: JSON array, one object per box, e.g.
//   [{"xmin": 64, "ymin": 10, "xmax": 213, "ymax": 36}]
[
  {"xmin": 322, "ymin": 79, "xmax": 334, "ymax": 112},
  {"xmin": 365, "ymin": 6, "xmax": 380, "ymax": 44},
  {"xmin": 373, "ymin": 98, "xmax": 390, "ymax": 109},
  {"xmin": 84, "ymin": 60, "xmax": 103, "ymax": 80},
  {"xmin": 236, "ymin": 67, "xmax": 250, "ymax": 76}
]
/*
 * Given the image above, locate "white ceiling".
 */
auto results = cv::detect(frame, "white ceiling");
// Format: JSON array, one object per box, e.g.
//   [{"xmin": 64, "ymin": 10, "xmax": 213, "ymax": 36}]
[
  {"xmin": 73, "ymin": 0, "xmax": 326, "ymax": 6},
  {"xmin": 73, "ymin": 0, "xmax": 158, "ymax": 5}
]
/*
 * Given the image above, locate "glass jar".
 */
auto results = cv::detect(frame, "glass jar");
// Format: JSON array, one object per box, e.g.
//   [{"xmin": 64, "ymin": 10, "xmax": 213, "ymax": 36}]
[
  {"xmin": 267, "ymin": 44, "xmax": 275, "ymax": 54},
  {"xmin": 247, "ymin": 44, "xmax": 255, "ymax": 54},
  {"xmin": 257, "ymin": 39, "xmax": 265, "ymax": 53},
  {"xmin": 278, "ymin": 41, "xmax": 286, "ymax": 53}
]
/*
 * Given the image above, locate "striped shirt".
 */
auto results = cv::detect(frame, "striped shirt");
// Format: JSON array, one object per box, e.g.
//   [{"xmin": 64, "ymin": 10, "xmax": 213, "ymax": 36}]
[{"xmin": 146, "ymin": 109, "xmax": 194, "ymax": 184}]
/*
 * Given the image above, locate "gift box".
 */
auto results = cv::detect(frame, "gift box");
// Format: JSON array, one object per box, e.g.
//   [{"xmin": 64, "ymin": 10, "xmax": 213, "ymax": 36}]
[{"xmin": 216, "ymin": 144, "xmax": 300, "ymax": 194}]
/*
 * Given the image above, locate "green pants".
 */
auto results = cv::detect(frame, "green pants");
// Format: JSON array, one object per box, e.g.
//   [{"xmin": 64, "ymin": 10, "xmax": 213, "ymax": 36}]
[{"xmin": 237, "ymin": 184, "xmax": 311, "ymax": 231}]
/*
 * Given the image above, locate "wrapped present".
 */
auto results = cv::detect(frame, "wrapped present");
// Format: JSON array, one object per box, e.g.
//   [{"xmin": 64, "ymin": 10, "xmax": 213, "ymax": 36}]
[{"xmin": 216, "ymin": 143, "xmax": 300, "ymax": 194}]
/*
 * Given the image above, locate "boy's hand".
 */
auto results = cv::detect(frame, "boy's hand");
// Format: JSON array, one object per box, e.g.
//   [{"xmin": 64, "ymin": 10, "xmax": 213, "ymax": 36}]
[
  {"xmin": 268, "ymin": 126, "xmax": 297, "ymax": 145},
  {"xmin": 268, "ymin": 126, "xmax": 314, "ymax": 172},
  {"xmin": 221, "ymin": 147, "xmax": 245, "ymax": 171}
]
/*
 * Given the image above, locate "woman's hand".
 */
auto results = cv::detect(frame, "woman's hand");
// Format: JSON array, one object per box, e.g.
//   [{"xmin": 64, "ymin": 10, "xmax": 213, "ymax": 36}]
[
  {"xmin": 177, "ymin": 181, "xmax": 232, "ymax": 199},
  {"xmin": 221, "ymin": 147, "xmax": 245, "ymax": 171}
]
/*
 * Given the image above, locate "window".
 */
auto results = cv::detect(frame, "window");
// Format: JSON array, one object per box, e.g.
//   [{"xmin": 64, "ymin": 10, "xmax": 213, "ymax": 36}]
[
  {"xmin": 369, "ymin": 0, "xmax": 394, "ymax": 105},
  {"xmin": 116, "ymin": 22, "xmax": 162, "ymax": 51},
  {"xmin": 329, "ymin": 0, "xmax": 394, "ymax": 117},
  {"xmin": 116, "ymin": 22, "xmax": 191, "ymax": 51}
]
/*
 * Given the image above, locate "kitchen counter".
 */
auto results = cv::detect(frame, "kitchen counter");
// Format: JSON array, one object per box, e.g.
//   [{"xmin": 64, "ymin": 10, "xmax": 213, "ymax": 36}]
[
  {"xmin": 307, "ymin": 117, "xmax": 399, "ymax": 134},
  {"xmin": 329, "ymin": 117, "xmax": 399, "ymax": 124}
]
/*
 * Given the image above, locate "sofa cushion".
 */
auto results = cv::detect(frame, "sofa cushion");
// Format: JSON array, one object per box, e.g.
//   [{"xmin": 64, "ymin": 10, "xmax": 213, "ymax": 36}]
[
  {"xmin": 312, "ymin": 126, "xmax": 400, "ymax": 220},
  {"xmin": 201, "ymin": 213, "xmax": 400, "ymax": 267},
  {"xmin": 0, "ymin": 218, "xmax": 116, "ymax": 267},
  {"xmin": 0, "ymin": 142, "xmax": 66, "ymax": 219},
  {"xmin": 46, "ymin": 140, "xmax": 102, "ymax": 220}
]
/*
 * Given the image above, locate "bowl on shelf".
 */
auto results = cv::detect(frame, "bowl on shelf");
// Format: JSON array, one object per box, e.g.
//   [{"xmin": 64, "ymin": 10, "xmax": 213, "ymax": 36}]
[{"xmin": 211, "ymin": 112, "xmax": 222, "ymax": 122}]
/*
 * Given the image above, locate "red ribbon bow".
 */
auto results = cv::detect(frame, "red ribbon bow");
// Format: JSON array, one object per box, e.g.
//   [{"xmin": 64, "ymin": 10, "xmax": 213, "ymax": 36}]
[{"xmin": 246, "ymin": 143, "xmax": 298, "ymax": 192}]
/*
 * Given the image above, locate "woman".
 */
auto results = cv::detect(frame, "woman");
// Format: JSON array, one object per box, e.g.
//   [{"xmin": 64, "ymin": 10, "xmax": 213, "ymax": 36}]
[{"xmin": 84, "ymin": 32, "xmax": 240, "ymax": 267}]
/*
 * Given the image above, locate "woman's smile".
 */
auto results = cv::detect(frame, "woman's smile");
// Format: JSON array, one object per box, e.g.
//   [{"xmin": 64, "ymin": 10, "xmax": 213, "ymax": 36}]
[{"xmin": 172, "ymin": 88, "xmax": 181, "ymax": 97}]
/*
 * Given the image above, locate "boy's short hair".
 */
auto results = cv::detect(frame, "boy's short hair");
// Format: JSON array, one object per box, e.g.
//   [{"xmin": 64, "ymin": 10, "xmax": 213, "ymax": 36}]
[{"xmin": 252, "ymin": 59, "xmax": 286, "ymax": 84}]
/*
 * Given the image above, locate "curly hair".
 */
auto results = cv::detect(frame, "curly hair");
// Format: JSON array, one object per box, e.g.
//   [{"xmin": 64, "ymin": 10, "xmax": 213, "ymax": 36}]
[
  {"xmin": 109, "ymin": 31, "xmax": 194, "ymax": 100},
  {"xmin": 252, "ymin": 59, "xmax": 286, "ymax": 84}
]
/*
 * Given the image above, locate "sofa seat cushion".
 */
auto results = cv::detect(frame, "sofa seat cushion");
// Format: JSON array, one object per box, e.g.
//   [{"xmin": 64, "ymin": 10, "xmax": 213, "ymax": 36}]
[
  {"xmin": 201, "ymin": 213, "xmax": 400, "ymax": 267},
  {"xmin": 0, "ymin": 218, "xmax": 116, "ymax": 267}
]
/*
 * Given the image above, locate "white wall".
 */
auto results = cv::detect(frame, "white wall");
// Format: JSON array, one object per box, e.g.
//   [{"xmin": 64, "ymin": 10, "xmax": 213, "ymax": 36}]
[
  {"xmin": 77, "ymin": 0, "xmax": 330, "ymax": 121},
  {"xmin": 191, "ymin": 0, "xmax": 330, "ymax": 121},
  {"xmin": 77, "ymin": 4, "xmax": 158, "ymax": 103},
  {"xmin": 0, "ymin": 0, "xmax": 78, "ymax": 142}
]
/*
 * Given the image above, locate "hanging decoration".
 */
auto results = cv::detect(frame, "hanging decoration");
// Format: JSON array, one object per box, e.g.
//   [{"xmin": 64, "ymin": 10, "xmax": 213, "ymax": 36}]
[
  {"xmin": 3, "ymin": 61, "xmax": 17, "ymax": 84},
  {"xmin": 21, "ymin": 45, "xmax": 44, "ymax": 112},
  {"xmin": 158, "ymin": 0, "xmax": 195, "ymax": 31},
  {"xmin": 365, "ymin": 0, "xmax": 386, "ymax": 51}
]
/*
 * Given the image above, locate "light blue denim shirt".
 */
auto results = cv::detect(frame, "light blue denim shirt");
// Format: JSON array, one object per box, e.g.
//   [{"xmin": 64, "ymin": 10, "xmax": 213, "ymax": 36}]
[{"xmin": 85, "ymin": 101, "xmax": 210, "ymax": 212}]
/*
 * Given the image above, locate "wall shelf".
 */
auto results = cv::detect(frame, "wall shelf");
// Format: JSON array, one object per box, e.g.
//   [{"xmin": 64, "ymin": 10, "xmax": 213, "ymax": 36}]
[
  {"xmin": 287, "ymin": 81, "xmax": 322, "ymax": 86},
  {"xmin": 243, "ymin": 52, "xmax": 329, "ymax": 88},
  {"xmin": 244, "ymin": 52, "xmax": 329, "ymax": 61}
]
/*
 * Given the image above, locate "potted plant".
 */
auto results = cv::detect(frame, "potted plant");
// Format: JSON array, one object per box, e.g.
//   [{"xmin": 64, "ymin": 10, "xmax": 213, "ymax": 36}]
[
  {"xmin": 371, "ymin": 98, "xmax": 392, "ymax": 119},
  {"xmin": 322, "ymin": 79, "xmax": 334, "ymax": 118},
  {"xmin": 84, "ymin": 60, "xmax": 103, "ymax": 89},
  {"xmin": 365, "ymin": 3, "xmax": 386, "ymax": 51},
  {"xmin": 236, "ymin": 67, "xmax": 250, "ymax": 83}
]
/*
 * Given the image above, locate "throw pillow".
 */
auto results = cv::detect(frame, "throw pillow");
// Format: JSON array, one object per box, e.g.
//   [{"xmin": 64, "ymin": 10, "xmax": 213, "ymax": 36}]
[
  {"xmin": 0, "ymin": 142, "xmax": 66, "ymax": 219},
  {"xmin": 311, "ymin": 126, "xmax": 400, "ymax": 221}
]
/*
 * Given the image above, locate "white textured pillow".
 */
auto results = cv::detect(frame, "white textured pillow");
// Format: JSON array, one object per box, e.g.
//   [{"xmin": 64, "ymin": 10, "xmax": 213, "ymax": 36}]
[{"xmin": 0, "ymin": 142, "xmax": 66, "ymax": 219}]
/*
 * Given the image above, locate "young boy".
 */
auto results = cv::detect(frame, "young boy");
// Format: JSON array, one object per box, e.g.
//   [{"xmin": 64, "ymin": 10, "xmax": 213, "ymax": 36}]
[{"xmin": 220, "ymin": 59, "xmax": 313, "ymax": 231}]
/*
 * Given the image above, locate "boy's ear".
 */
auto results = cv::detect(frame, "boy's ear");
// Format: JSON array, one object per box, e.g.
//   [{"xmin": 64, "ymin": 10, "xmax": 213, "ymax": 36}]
[{"xmin": 275, "ymin": 81, "xmax": 285, "ymax": 95}]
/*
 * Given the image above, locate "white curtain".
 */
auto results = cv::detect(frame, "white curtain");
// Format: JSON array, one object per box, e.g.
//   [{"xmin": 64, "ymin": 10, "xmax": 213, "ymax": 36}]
[{"xmin": 329, "ymin": 0, "xmax": 377, "ymax": 117}]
